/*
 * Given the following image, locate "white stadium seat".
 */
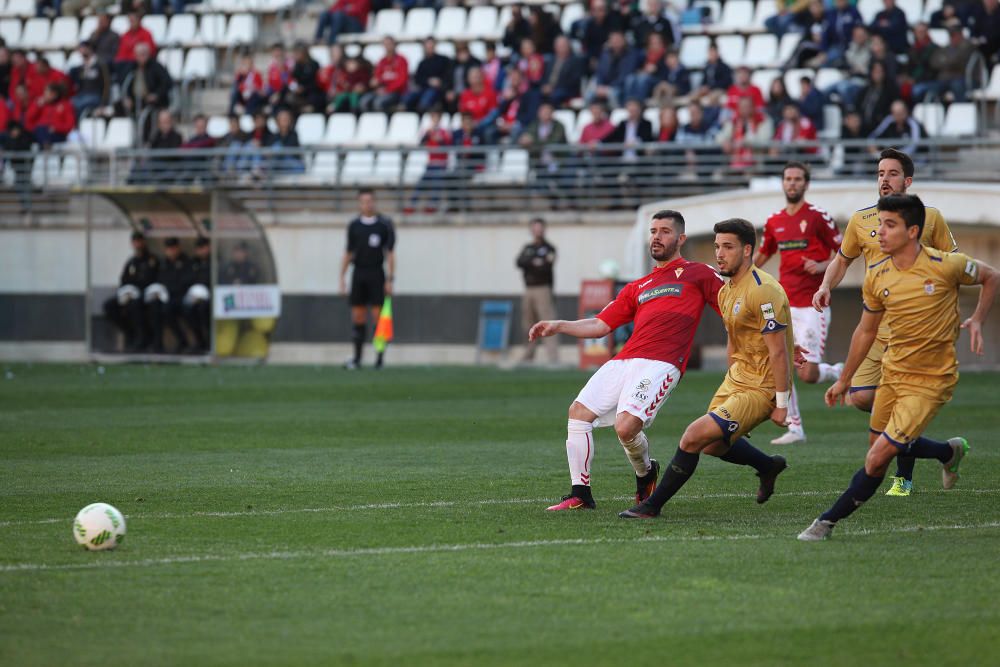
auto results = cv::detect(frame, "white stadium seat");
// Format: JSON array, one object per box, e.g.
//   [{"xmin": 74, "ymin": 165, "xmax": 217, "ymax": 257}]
[
  {"xmin": 372, "ymin": 150, "xmax": 403, "ymax": 183},
  {"xmin": 743, "ymin": 34, "xmax": 778, "ymax": 68},
  {"xmin": 914, "ymin": 102, "xmax": 944, "ymax": 136},
  {"xmin": 60, "ymin": 153, "xmax": 88, "ymax": 185},
  {"xmin": 0, "ymin": 18, "xmax": 20, "ymax": 45},
  {"xmin": 434, "ymin": 6, "xmax": 467, "ymax": 41},
  {"xmin": 324, "ymin": 113, "xmax": 357, "ymax": 146},
  {"xmin": 403, "ymin": 150, "xmax": 428, "ymax": 185},
  {"xmin": 239, "ymin": 115, "xmax": 254, "ymax": 133},
  {"xmin": 694, "ymin": 0, "xmax": 722, "ymax": 24},
  {"xmin": 553, "ymin": 109, "xmax": 576, "ymax": 142},
  {"xmin": 78, "ymin": 118, "xmax": 106, "ymax": 148},
  {"xmin": 929, "ymin": 28, "xmax": 949, "ymax": 47},
  {"xmin": 972, "ymin": 64, "xmax": 1000, "ymax": 101},
  {"xmin": 103, "ymin": 118, "xmax": 135, "ymax": 150},
  {"xmin": 370, "ymin": 9, "xmax": 404, "ymax": 38},
  {"xmin": 309, "ymin": 151, "xmax": 340, "ymax": 184},
  {"xmin": 32, "ymin": 154, "xmax": 62, "ymax": 187},
  {"xmin": 418, "ymin": 112, "xmax": 450, "ymax": 134},
  {"xmin": 679, "ymin": 35, "xmax": 710, "ymax": 69},
  {"xmin": 467, "ymin": 6, "xmax": 499, "ymax": 39},
  {"xmin": 718, "ymin": 0, "xmax": 753, "ymax": 32},
  {"xmin": 296, "ymin": 113, "xmax": 327, "ymax": 145},
  {"xmin": 609, "ymin": 107, "xmax": 629, "ymax": 126},
  {"xmin": 166, "ymin": 14, "xmax": 198, "ymax": 47},
  {"xmin": 79, "ymin": 15, "xmax": 98, "ymax": 41},
  {"xmin": 560, "ymin": 3, "xmax": 585, "ymax": 35},
  {"xmin": 4, "ymin": 0, "xmax": 34, "ymax": 17},
  {"xmin": 183, "ymin": 48, "xmax": 216, "ymax": 80},
  {"xmin": 65, "ymin": 49, "xmax": 84, "ymax": 70},
  {"xmin": 197, "ymin": 14, "xmax": 227, "ymax": 47},
  {"xmin": 340, "ymin": 150, "xmax": 375, "ymax": 184},
  {"xmin": 19, "ymin": 18, "xmax": 51, "ymax": 50},
  {"xmin": 353, "ymin": 112, "xmax": 388, "ymax": 147},
  {"xmin": 941, "ymin": 102, "xmax": 977, "ymax": 137},
  {"xmin": 435, "ymin": 41, "xmax": 455, "ymax": 59},
  {"xmin": 224, "ymin": 14, "xmax": 257, "ymax": 47},
  {"xmin": 783, "ymin": 68, "xmax": 814, "ymax": 99},
  {"xmin": 642, "ymin": 108, "xmax": 660, "ymax": 136},
  {"xmin": 469, "ymin": 40, "xmax": 487, "ymax": 62},
  {"xmin": 716, "ymin": 34, "xmax": 745, "ymax": 68},
  {"xmin": 43, "ymin": 50, "xmax": 66, "ymax": 71},
  {"xmin": 752, "ymin": 0, "xmax": 777, "ymax": 31},
  {"xmin": 820, "ymin": 104, "xmax": 842, "ymax": 139},
  {"xmin": 309, "ymin": 46, "xmax": 331, "ymax": 68},
  {"xmin": 385, "ymin": 112, "xmax": 420, "ymax": 146},
  {"xmin": 362, "ymin": 43, "xmax": 386, "ymax": 65},
  {"xmin": 49, "ymin": 16, "xmax": 80, "ymax": 49},
  {"xmin": 814, "ymin": 68, "xmax": 844, "ymax": 90},
  {"xmin": 777, "ymin": 32, "xmax": 800, "ymax": 66},
  {"xmin": 923, "ymin": 0, "xmax": 942, "ymax": 21},
  {"xmin": 897, "ymin": 0, "xmax": 924, "ymax": 22},
  {"xmin": 857, "ymin": 0, "xmax": 882, "ymax": 23},
  {"xmin": 206, "ymin": 115, "xmax": 230, "ymax": 139},
  {"xmin": 110, "ymin": 15, "xmax": 129, "ymax": 35},
  {"xmin": 750, "ymin": 68, "xmax": 781, "ymax": 95},
  {"xmin": 498, "ymin": 149, "xmax": 529, "ymax": 183},
  {"xmin": 402, "ymin": 8, "xmax": 435, "ymax": 40},
  {"xmin": 158, "ymin": 48, "xmax": 185, "ymax": 80},
  {"xmin": 397, "ymin": 42, "xmax": 423, "ymax": 74},
  {"xmin": 141, "ymin": 14, "xmax": 167, "ymax": 45}
]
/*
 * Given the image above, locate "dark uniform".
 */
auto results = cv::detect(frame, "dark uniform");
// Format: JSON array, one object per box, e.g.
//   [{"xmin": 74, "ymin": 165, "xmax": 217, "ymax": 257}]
[
  {"xmin": 184, "ymin": 243, "xmax": 212, "ymax": 352},
  {"xmin": 103, "ymin": 247, "xmax": 160, "ymax": 351},
  {"xmin": 346, "ymin": 214, "xmax": 395, "ymax": 306},
  {"xmin": 221, "ymin": 258, "xmax": 261, "ymax": 285},
  {"xmin": 149, "ymin": 245, "xmax": 193, "ymax": 352},
  {"xmin": 516, "ymin": 237, "xmax": 558, "ymax": 362}
]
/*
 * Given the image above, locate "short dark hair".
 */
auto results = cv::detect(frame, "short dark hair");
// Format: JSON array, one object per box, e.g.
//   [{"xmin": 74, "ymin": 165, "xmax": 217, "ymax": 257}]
[
  {"xmin": 530, "ymin": 217, "xmax": 545, "ymax": 226},
  {"xmin": 358, "ymin": 188, "xmax": 375, "ymax": 197},
  {"xmin": 783, "ymin": 161, "xmax": 811, "ymax": 182},
  {"xmin": 714, "ymin": 218, "xmax": 757, "ymax": 253},
  {"xmin": 878, "ymin": 148, "xmax": 915, "ymax": 178},
  {"xmin": 195, "ymin": 236, "xmax": 210, "ymax": 247},
  {"xmin": 164, "ymin": 237, "xmax": 180, "ymax": 248},
  {"xmin": 877, "ymin": 194, "xmax": 925, "ymax": 238},
  {"xmin": 652, "ymin": 209, "xmax": 685, "ymax": 233}
]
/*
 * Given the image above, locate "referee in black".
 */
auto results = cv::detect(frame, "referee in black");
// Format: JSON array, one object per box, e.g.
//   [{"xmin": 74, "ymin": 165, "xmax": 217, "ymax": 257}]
[{"xmin": 340, "ymin": 188, "xmax": 396, "ymax": 369}]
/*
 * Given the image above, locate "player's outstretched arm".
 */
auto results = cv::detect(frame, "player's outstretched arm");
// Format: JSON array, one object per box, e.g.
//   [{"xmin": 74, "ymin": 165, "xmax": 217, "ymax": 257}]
[
  {"xmin": 812, "ymin": 253, "xmax": 852, "ymax": 311},
  {"xmin": 826, "ymin": 308, "xmax": 882, "ymax": 406},
  {"xmin": 528, "ymin": 318, "xmax": 611, "ymax": 342},
  {"xmin": 961, "ymin": 260, "xmax": 999, "ymax": 356},
  {"xmin": 763, "ymin": 331, "xmax": 790, "ymax": 427}
]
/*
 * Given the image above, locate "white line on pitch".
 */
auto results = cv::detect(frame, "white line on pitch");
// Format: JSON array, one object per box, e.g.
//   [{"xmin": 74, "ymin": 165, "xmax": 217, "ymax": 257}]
[
  {"xmin": 2, "ymin": 487, "xmax": 998, "ymax": 528},
  {"xmin": 2, "ymin": 521, "xmax": 999, "ymax": 574}
]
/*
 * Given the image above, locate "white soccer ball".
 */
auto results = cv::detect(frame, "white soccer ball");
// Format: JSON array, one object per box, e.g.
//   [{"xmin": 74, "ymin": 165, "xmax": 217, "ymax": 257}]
[{"xmin": 73, "ymin": 503, "xmax": 126, "ymax": 551}]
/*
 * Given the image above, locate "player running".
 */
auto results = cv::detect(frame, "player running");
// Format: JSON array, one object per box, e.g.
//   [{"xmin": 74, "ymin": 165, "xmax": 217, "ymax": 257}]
[
  {"xmin": 798, "ymin": 194, "xmax": 998, "ymax": 541},
  {"xmin": 620, "ymin": 218, "xmax": 792, "ymax": 519},
  {"xmin": 530, "ymin": 210, "xmax": 723, "ymax": 511},
  {"xmin": 754, "ymin": 161, "xmax": 844, "ymax": 445},
  {"xmin": 813, "ymin": 148, "xmax": 960, "ymax": 496}
]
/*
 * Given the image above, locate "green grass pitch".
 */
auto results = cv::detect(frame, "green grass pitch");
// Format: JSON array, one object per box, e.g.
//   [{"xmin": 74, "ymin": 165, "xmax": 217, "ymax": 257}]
[{"xmin": 1, "ymin": 364, "xmax": 998, "ymax": 666}]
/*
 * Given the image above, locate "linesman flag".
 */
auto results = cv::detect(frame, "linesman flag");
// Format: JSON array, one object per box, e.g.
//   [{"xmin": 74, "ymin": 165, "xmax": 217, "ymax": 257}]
[{"xmin": 373, "ymin": 296, "xmax": 394, "ymax": 353}]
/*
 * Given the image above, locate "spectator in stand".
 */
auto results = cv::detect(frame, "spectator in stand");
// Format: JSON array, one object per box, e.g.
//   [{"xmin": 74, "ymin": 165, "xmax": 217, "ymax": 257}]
[
  {"xmin": 481, "ymin": 41, "xmax": 505, "ymax": 92},
  {"xmin": 826, "ymin": 25, "xmax": 872, "ymax": 105},
  {"xmin": 0, "ymin": 46, "xmax": 10, "ymax": 97},
  {"xmin": 230, "ymin": 53, "xmax": 265, "ymax": 115},
  {"xmin": 7, "ymin": 50, "xmax": 35, "ymax": 100},
  {"xmin": 766, "ymin": 77, "xmax": 794, "ymax": 124},
  {"xmin": 404, "ymin": 37, "xmax": 452, "ymax": 113},
  {"xmin": 517, "ymin": 38, "xmax": 546, "ymax": 89},
  {"xmin": 868, "ymin": 99, "xmax": 926, "ymax": 156},
  {"xmin": 444, "ymin": 41, "xmax": 481, "ymax": 112},
  {"xmin": 219, "ymin": 114, "xmax": 248, "ymax": 179},
  {"xmin": 718, "ymin": 95, "xmax": 773, "ymax": 173},
  {"xmin": 458, "ymin": 66, "xmax": 498, "ymax": 128},
  {"xmin": 787, "ymin": 0, "xmax": 828, "ymax": 67},
  {"xmin": 818, "ymin": 0, "xmax": 864, "ymax": 67},
  {"xmin": 929, "ymin": 1, "xmax": 965, "ymax": 28},
  {"xmin": 267, "ymin": 108, "xmax": 304, "ymax": 176},
  {"xmin": 243, "ymin": 112, "xmax": 275, "ymax": 180},
  {"xmin": 652, "ymin": 48, "xmax": 691, "ymax": 106},
  {"xmin": 178, "ymin": 113, "xmax": 215, "ymax": 183},
  {"xmin": 623, "ymin": 32, "xmax": 667, "ymax": 102},
  {"xmin": 2, "ymin": 120, "xmax": 34, "ymax": 209},
  {"xmin": 868, "ymin": 34, "xmax": 898, "ymax": 82},
  {"xmin": 579, "ymin": 99, "xmax": 616, "ymax": 144},
  {"xmin": 8, "ymin": 83, "xmax": 30, "ymax": 127},
  {"xmin": 969, "ymin": 0, "xmax": 1000, "ymax": 63},
  {"xmin": 150, "ymin": 0, "xmax": 189, "ymax": 15},
  {"xmin": 915, "ymin": 25, "xmax": 977, "ymax": 101},
  {"xmin": 519, "ymin": 100, "xmax": 570, "ymax": 208},
  {"xmin": 855, "ymin": 60, "xmax": 898, "ymax": 133},
  {"xmin": 182, "ymin": 114, "xmax": 215, "ymax": 150},
  {"xmin": 657, "ymin": 106, "xmax": 679, "ymax": 141},
  {"xmin": 576, "ymin": 99, "xmax": 615, "ymax": 198},
  {"xmin": 725, "ymin": 66, "xmax": 765, "ymax": 115},
  {"xmin": 69, "ymin": 42, "xmax": 110, "ymax": 117},
  {"xmin": 837, "ymin": 110, "xmax": 868, "ymax": 176},
  {"xmin": 119, "ymin": 43, "xmax": 171, "ymax": 117},
  {"xmin": 130, "ymin": 109, "xmax": 182, "ymax": 184},
  {"xmin": 692, "ymin": 43, "xmax": 732, "ymax": 106},
  {"xmin": 494, "ymin": 67, "xmax": 540, "ymax": 142},
  {"xmin": 632, "ymin": 0, "xmax": 677, "ymax": 50},
  {"xmin": 602, "ymin": 98, "xmax": 654, "ymax": 203},
  {"xmin": 575, "ymin": 0, "xmax": 627, "ymax": 71},
  {"xmin": 87, "ymin": 12, "xmax": 119, "ymax": 66},
  {"xmin": 26, "ymin": 82, "xmax": 75, "ymax": 148},
  {"xmin": 903, "ymin": 23, "xmax": 940, "ymax": 101},
  {"xmin": 503, "ymin": 5, "xmax": 533, "ymax": 53},
  {"xmin": 328, "ymin": 55, "xmax": 370, "ymax": 113},
  {"xmin": 265, "ymin": 44, "xmax": 292, "ymax": 114},
  {"xmin": 528, "ymin": 6, "xmax": 562, "ymax": 55},
  {"xmin": 870, "ymin": 0, "xmax": 910, "ymax": 54},
  {"xmin": 0, "ymin": 95, "xmax": 9, "ymax": 138},
  {"xmin": 451, "ymin": 112, "xmax": 487, "ymax": 210},
  {"xmin": 770, "ymin": 102, "xmax": 818, "ymax": 160},
  {"xmin": 765, "ymin": 0, "xmax": 812, "ymax": 38},
  {"xmin": 677, "ymin": 100, "xmax": 721, "ymax": 178},
  {"xmin": 315, "ymin": 0, "xmax": 369, "ymax": 45},
  {"xmin": 797, "ymin": 76, "xmax": 825, "ymax": 131},
  {"xmin": 586, "ymin": 30, "xmax": 641, "ymax": 107},
  {"xmin": 287, "ymin": 43, "xmax": 324, "ymax": 113},
  {"xmin": 541, "ymin": 36, "xmax": 585, "ymax": 106},
  {"xmin": 407, "ymin": 108, "xmax": 452, "ymax": 214},
  {"xmin": 114, "ymin": 11, "xmax": 157, "ymax": 82},
  {"xmin": 29, "ymin": 58, "xmax": 73, "ymax": 103},
  {"xmin": 361, "ymin": 37, "xmax": 408, "ymax": 112}
]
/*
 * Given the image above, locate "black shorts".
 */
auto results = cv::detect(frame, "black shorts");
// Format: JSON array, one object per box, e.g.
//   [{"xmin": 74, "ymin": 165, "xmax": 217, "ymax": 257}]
[{"xmin": 350, "ymin": 270, "xmax": 385, "ymax": 307}]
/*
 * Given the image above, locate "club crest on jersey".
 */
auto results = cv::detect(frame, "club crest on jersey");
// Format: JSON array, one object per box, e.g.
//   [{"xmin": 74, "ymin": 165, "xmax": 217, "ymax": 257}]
[
  {"xmin": 733, "ymin": 299, "xmax": 742, "ymax": 314},
  {"xmin": 924, "ymin": 280, "xmax": 935, "ymax": 295},
  {"xmin": 799, "ymin": 221, "xmax": 808, "ymax": 233},
  {"xmin": 675, "ymin": 267, "xmax": 684, "ymax": 278}
]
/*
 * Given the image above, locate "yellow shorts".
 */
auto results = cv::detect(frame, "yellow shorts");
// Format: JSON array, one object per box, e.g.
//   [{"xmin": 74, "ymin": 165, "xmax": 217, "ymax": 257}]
[
  {"xmin": 869, "ymin": 372, "xmax": 956, "ymax": 447},
  {"xmin": 708, "ymin": 373, "xmax": 775, "ymax": 442},
  {"xmin": 850, "ymin": 338, "xmax": 886, "ymax": 392}
]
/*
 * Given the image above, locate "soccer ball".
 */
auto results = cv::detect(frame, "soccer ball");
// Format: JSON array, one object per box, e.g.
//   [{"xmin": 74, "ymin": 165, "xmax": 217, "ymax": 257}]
[{"xmin": 73, "ymin": 503, "xmax": 126, "ymax": 551}]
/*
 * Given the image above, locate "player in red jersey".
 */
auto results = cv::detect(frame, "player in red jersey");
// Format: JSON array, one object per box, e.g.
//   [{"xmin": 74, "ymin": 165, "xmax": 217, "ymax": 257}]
[
  {"xmin": 753, "ymin": 161, "xmax": 843, "ymax": 445},
  {"xmin": 530, "ymin": 210, "xmax": 733, "ymax": 511}
]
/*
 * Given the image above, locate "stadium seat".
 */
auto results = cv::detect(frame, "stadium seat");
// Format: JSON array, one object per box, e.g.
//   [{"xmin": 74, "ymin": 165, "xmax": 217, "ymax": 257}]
[
  {"xmin": 469, "ymin": 40, "xmax": 487, "ymax": 62},
  {"xmin": 928, "ymin": 28, "xmax": 948, "ymax": 47},
  {"xmin": 717, "ymin": 0, "xmax": 753, "ymax": 32},
  {"xmin": 814, "ymin": 68, "xmax": 844, "ymax": 90},
  {"xmin": 777, "ymin": 32, "xmax": 799, "ymax": 66},
  {"xmin": 435, "ymin": 41, "xmax": 455, "ymax": 59},
  {"xmin": 309, "ymin": 46, "xmax": 330, "ymax": 67},
  {"xmin": 972, "ymin": 64, "xmax": 1000, "ymax": 101},
  {"xmin": 239, "ymin": 115, "xmax": 254, "ymax": 133},
  {"xmin": 402, "ymin": 7, "xmax": 436, "ymax": 40},
  {"xmin": 19, "ymin": 18, "xmax": 51, "ymax": 50},
  {"xmin": 368, "ymin": 9, "xmax": 404, "ymax": 40},
  {"xmin": 141, "ymin": 14, "xmax": 167, "ymax": 45},
  {"xmin": 110, "ymin": 15, "xmax": 129, "ymax": 35},
  {"xmin": 353, "ymin": 113, "xmax": 388, "ymax": 147},
  {"xmin": 165, "ymin": 14, "xmax": 198, "ymax": 47},
  {"xmin": 914, "ymin": 102, "xmax": 944, "ymax": 136},
  {"xmin": 679, "ymin": 35, "xmax": 710, "ymax": 69},
  {"xmin": 79, "ymin": 15, "xmax": 98, "ymax": 41},
  {"xmin": 467, "ymin": 6, "xmax": 499, "ymax": 39},
  {"xmin": 418, "ymin": 112, "xmax": 450, "ymax": 134},
  {"xmin": 743, "ymin": 34, "xmax": 777, "ymax": 68},
  {"xmin": 397, "ymin": 42, "xmax": 423, "ymax": 74},
  {"xmin": 922, "ymin": 0, "xmax": 942, "ymax": 21},
  {"xmin": 0, "ymin": 18, "xmax": 19, "ymax": 45},
  {"xmin": 385, "ymin": 112, "xmax": 420, "ymax": 147},
  {"xmin": 783, "ymin": 68, "xmax": 814, "ymax": 99},
  {"xmin": 574, "ymin": 109, "xmax": 593, "ymax": 141},
  {"xmin": 495, "ymin": 6, "xmax": 514, "ymax": 43},
  {"xmin": 941, "ymin": 102, "xmax": 977, "ymax": 137},
  {"xmin": 158, "ymin": 48, "xmax": 185, "ymax": 80},
  {"xmin": 309, "ymin": 151, "xmax": 339, "ymax": 184},
  {"xmin": 78, "ymin": 118, "xmax": 106, "ymax": 148},
  {"xmin": 183, "ymin": 48, "xmax": 215, "ymax": 80},
  {"xmin": 60, "ymin": 153, "xmax": 88, "ymax": 186},
  {"xmin": 609, "ymin": 107, "xmax": 629, "ymax": 127},
  {"xmin": 676, "ymin": 105, "xmax": 691, "ymax": 125},
  {"xmin": 224, "ymin": 14, "xmax": 257, "ymax": 47},
  {"xmin": 3, "ymin": 0, "xmax": 33, "ymax": 17},
  {"xmin": 65, "ymin": 49, "xmax": 84, "ymax": 70},
  {"xmin": 857, "ymin": 0, "xmax": 882, "ymax": 23},
  {"xmin": 553, "ymin": 109, "xmax": 576, "ymax": 142},
  {"xmin": 324, "ymin": 113, "xmax": 357, "ymax": 145},
  {"xmin": 897, "ymin": 0, "xmax": 924, "ymax": 22},
  {"xmin": 44, "ymin": 50, "xmax": 66, "ymax": 71},
  {"xmin": 560, "ymin": 3, "xmax": 585, "ymax": 35},
  {"xmin": 694, "ymin": 0, "xmax": 722, "ymax": 25},
  {"xmin": 362, "ymin": 43, "xmax": 386, "ymax": 66},
  {"xmin": 716, "ymin": 34, "xmax": 745, "ymax": 67},
  {"xmin": 206, "ymin": 115, "xmax": 229, "ymax": 138},
  {"xmin": 820, "ymin": 104, "xmax": 842, "ymax": 139},
  {"xmin": 340, "ymin": 150, "xmax": 376, "ymax": 184},
  {"xmin": 643, "ymin": 108, "xmax": 660, "ymax": 136},
  {"xmin": 31, "ymin": 153, "xmax": 61, "ymax": 187},
  {"xmin": 434, "ymin": 6, "xmax": 467, "ymax": 41},
  {"xmin": 296, "ymin": 113, "xmax": 326, "ymax": 145},
  {"xmin": 373, "ymin": 150, "xmax": 403, "ymax": 183},
  {"xmin": 103, "ymin": 118, "xmax": 135, "ymax": 150},
  {"xmin": 750, "ymin": 68, "xmax": 781, "ymax": 95},
  {"xmin": 498, "ymin": 148, "xmax": 529, "ymax": 183},
  {"xmin": 402, "ymin": 150, "xmax": 428, "ymax": 185},
  {"xmin": 49, "ymin": 16, "xmax": 79, "ymax": 49},
  {"xmin": 752, "ymin": 0, "xmax": 777, "ymax": 31},
  {"xmin": 196, "ymin": 14, "xmax": 227, "ymax": 47}
]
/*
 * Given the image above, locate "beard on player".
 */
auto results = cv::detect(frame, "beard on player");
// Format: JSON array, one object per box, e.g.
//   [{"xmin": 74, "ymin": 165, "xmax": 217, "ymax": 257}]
[
  {"xmin": 785, "ymin": 188, "xmax": 804, "ymax": 204},
  {"xmin": 650, "ymin": 237, "xmax": 679, "ymax": 262}
]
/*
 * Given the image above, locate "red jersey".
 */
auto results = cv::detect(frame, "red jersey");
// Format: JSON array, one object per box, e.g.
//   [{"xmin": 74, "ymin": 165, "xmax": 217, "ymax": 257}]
[
  {"xmin": 759, "ymin": 202, "xmax": 842, "ymax": 307},
  {"xmin": 25, "ymin": 98, "xmax": 76, "ymax": 134},
  {"xmin": 724, "ymin": 84, "xmax": 765, "ymax": 112},
  {"xmin": 597, "ymin": 258, "xmax": 723, "ymax": 372},
  {"xmin": 458, "ymin": 87, "xmax": 497, "ymax": 121},
  {"xmin": 422, "ymin": 127, "xmax": 452, "ymax": 165},
  {"xmin": 374, "ymin": 54, "xmax": 408, "ymax": 94},
  {"xmin": 267, "ymin": 59, "xmax": 291, "ymax": 94},
  {"xmin": 115, "ymin": 27, "xmax": 157, "ymax": 63}
]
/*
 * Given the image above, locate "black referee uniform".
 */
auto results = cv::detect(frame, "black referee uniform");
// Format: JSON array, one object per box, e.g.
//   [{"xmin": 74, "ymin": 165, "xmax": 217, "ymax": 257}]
[{"xmin": 346, "ymin": 213, "xmax": 395, "ymax": 368}]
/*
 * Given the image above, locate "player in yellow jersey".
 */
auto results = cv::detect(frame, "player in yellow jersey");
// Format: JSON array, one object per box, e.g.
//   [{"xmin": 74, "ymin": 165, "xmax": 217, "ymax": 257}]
[
  {"xmin": 620, "ymin": 218, "xmax": 792, "ymax": 519},
  {"xmin": 812, "ymin": 148, "xmax": 959, "ymax": 496},
  {"xmin": 798, "ymin": 195, "xmax": 998, "ymax": 541}
]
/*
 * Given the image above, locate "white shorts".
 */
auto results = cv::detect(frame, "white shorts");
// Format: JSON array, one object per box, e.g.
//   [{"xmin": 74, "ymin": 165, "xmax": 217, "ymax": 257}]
[
  {"xmin": 791, "ymin": 306, "xmax": 830, "ymax": 364},
  {"xmin": 575, "ymin": 358, "xmax": 682, "ymax": 428}
]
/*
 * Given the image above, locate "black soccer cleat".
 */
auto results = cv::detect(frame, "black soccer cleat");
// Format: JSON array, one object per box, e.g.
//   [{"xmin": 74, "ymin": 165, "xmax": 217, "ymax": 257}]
[
  {"xmin": 756, "ymin": 455, "xmax": 788, "ymax": 504},
  {"xmin": 635, "ymin": 458, "xmax": 660, "ymax": 504},
  {"xmin": 618, "ymin": 503, "xmax": 660, "ymax": 519}
]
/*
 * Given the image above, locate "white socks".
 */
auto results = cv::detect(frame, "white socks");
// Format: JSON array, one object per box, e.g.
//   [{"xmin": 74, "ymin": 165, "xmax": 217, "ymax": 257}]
[
  {"xmin": 618, "ymin": 431, "xmax": 651, "ymax": 476},
  {"xmin": 566, "ymin": 419, "xmax": 594, "ymax": 487},
  {"xmin": 818, "ymin": 362, "xmax": 842, "ymax": 383},
  {"xmin": 786, "ymin": 384, "xmax": 804, "ymax": 434}
]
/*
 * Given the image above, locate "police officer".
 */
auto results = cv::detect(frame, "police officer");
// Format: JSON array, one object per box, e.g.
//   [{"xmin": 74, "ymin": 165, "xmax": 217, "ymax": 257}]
[
  {"xmin": 516, "ymin": 217, "xmax": 558, "ymax": 364},
  {"xmin": 339, "ymin": 188, "xmax": 396, "ymax": 370},
  {"xmin": 184, "ymin": 237, "xmax": 212, "ymax": 353},
  {"xmin": 103, "ymin": 231, "xmax": 159, "ymax": 352},
  {"xmin": 221, "ymin": 241, "xmax": 261, "ymax": 285},
  {"xmin": 147, "ymin": 237, "xmax": 193, "ymax": 353}
]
